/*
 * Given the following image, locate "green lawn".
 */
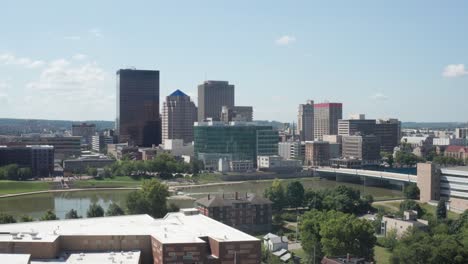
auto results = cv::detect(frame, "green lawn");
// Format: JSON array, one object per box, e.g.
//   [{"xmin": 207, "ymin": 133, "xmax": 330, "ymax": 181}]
[
  {"xmin": 0, "ymin": 181, "xmax": 52, "ymax": 195},
  {"xmin": 71, "ymin": 176, "xmax": 143, "ymax": 188},
  {"xmin": 290, "ymin": 248, "xmax": 309, "ymax": 263},
  {"xmin": 374, "ymin": 246, "xmax": 391, "ymax": 264},
  {"xmin": 192, "ymin": 173, "xmax": 223, "ymax": 184},
  {"xmin": 419, "ymin": 203, "xmax": 459, "ymax": 220},
  {"xmin": 373, "ymin": 200, "xmax": 459, "ymax": 219}
]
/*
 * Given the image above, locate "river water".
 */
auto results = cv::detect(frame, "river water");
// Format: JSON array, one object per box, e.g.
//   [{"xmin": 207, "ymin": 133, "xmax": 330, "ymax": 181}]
[{"xmin": 0, "ymin": 178, "xmax": 402, "ymax": 219}]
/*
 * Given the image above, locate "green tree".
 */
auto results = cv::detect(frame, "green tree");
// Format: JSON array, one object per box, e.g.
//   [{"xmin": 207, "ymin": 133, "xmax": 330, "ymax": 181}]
[
  {"xmin": 4, "ymin": 164, "xmax": 19, "ymax": 180},
  {"xmin": 106, "ymin": 203, "xmax": 125, "ymax": 216},
  {"xmin": 126, "ymin": 179, "xmax": 169, "ymax": 218},
  {"xmin": 264, "ymin": 179, "xmax": 286, "ymax": 211},
  {"xmin": 20, "ymin": 215, "xmax": 34, "ymax": 222},
  {"xmin": 286, "ymin": 181, "xmax": 305, "ymax": 208},
  {"xmin": 381, "ymin": 151, "xmax": 394, "ymax": 167},
  {"xmin": 399, "ymin": 200, "xmax": 423, "ymax": 217},
  {"xmin": 0, "ymin": 213, "xmax": 17, "ymax": 223},
  {"xmin": 320, "ymin": 212, "xmax": 376, "ymax": 259},
  {"xmin": 87, "ymin": 167, "xmax": 98, "ymax": 177},
  {"xmin": 41, "ymin": 209, "xmax": 58, "ymax": 221},
  {"xmin": 436, "ymin": 199, "xmax": 447, "ymax": 220},
  {"xmin": 87, "ymin": 203, "xmax": 104, "ymax": 217},
  {"xmin": 65, "ymin": 209, "xmax": 80, "ymax": 219},
  {"xmin": 403, "ymin": 183, "xmax": 420, "ymax": 199},
  {"xmin": 18, "ymin": 167, "xmax": 32, "ymax": 180}
]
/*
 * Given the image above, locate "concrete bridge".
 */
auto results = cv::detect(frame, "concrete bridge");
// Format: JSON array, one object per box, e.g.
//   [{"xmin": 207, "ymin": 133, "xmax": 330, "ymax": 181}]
[{"xmin": 315, "ymin": 167, "xmax": 416, "ymax": 188}]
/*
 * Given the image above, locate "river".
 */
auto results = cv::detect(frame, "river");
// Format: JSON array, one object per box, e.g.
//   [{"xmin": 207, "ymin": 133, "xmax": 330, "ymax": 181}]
[{"xmin": 0, "ymin": 178, "xmax": 402, "ymax": 219}]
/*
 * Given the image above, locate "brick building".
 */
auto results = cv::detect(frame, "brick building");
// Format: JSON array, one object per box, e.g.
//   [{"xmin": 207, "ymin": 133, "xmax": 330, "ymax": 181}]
[
  {"xmin": 0, "ymin": 209, "xmax": 261, "ymax": 264},
  {"xmin": 196, "ymin": 193, "xmax": 272, "ymax": 233}
]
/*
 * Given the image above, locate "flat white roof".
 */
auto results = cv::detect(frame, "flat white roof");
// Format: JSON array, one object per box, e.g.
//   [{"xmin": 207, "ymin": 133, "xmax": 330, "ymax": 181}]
[
  {"xmin": 0, "ymin": 211, "xmax": 258, "ymax": 244},
  {"xmin": 0, "ymin": 254, "xmax": 30, "ymax": 264},
  {"xmin": 30, "ymin": 251, "xmax": 140, "ymax": 264}
]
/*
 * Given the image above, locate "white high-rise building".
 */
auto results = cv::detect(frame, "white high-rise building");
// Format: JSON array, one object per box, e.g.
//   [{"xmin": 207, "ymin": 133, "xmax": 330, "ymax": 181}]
[
  {"xmin": 162, "ymin": 90, "xmax": 198, "ymax": 143},
  {"xmin": 298, "ymin": 100, "xmax": 314, "ymax": 141}
]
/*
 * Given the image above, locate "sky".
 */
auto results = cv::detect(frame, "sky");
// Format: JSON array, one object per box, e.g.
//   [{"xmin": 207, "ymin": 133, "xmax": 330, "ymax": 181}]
[{"xmin": 1, "ymin": 0, "xmax": 468, "ymax": 122}]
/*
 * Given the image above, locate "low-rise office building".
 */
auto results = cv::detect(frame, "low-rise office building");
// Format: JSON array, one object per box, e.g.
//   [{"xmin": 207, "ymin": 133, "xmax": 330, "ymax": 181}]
[
  {"xmin": 417, "ymin": 163, "xmax": 468, "ymax": 212},
  {"xmin": 71, "ymin": 123, "xmax": 96, "ymax": 146},
  {"xmin": 381, "ymin": 210, "xmax": 429, "ymax": 238},
  {"xmin": 278, "ymin": 141, "xmax": 305, "ymax": 161},
  {"xmin": 63, "ymin": 156, "xmax": 115, "ymax": 174},
  {"xmin": 0, "ymin": 145, "xmax": 54, "ymax": 177},
  {"xmin": 257, "ymin": 155, "xmax": 302, "ymax": 172},
  {"xmin": 342, "ymin": 135, "xmax": 380, "ymax": 166},
  {"xmin": 7, "ymin": 135, "xmax": 81, "ymax": 160},
  {"xmin": 91, "ymin": 134, "xmax": 114, "ymax": 153},
  {"xmin": 0, "ymin": 210, "xmax": 261, "ymax": 264},
  {"xmin": 196, "ymin": 193, "xmax": 272, "ymax": 233}
]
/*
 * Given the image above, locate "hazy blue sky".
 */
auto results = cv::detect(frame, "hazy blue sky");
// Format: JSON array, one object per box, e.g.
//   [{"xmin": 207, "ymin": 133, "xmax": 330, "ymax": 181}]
[{"xmin": 1, "ymin": 0, "xmax": 467, "ymax": 122}]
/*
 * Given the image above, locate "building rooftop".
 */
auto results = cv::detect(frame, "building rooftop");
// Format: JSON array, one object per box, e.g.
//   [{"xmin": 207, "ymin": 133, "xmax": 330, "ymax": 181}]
[
  {"xmin": 169, "ymin": 89, "xmax": 188, "ymax": 97},
  {"xmin": 445, "ymin": 145, "xmax": 468, "ymax": 152},
  {"xmin": 0, "ymin": 211, "xmax": 258, "ymax": 245},
  {"xmin": 0, "ymin": 254, "xmax": 30, "ymax": 264},
  {"xmin": 196, "ymin": 193, "xmax": 272, "ymax": 208},
  {"xmin": 29, "ymin": 251, "xmax": 141, "ymax": 264}
]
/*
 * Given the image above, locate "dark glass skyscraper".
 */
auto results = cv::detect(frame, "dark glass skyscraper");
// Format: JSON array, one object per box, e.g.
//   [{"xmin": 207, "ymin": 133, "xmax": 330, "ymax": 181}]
[{"xmin": 116, "ymin": 69, "xmax": 161, "ymax": 147}]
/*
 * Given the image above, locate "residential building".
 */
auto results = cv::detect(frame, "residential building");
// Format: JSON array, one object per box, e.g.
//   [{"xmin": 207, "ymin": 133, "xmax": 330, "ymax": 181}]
[
  {"xmin": 298, "ymin": 100, "xmax": 314, "ymax": 141},
  {"xmin": 196, "ymin": 193, "xmax": 272, "ymax": 233},
  {"xmin": 197, "ymin": 80, "xmax": 235, "ymax": 121},
  {"xmin": 417, "ymin": 163, "xmax": 468, "ymax": 212},
  {"xmin": 162, "ymin": 89, "xmax": 197, "ymax": 143},
  {"xmin": 314, "ymin": 102, "xmax": 343, "ymax": 140},
  {"xmin": 257, "ymin": 155, "xmax": 302, "ymax": 172},
  {"xmin": 444, "ymin": 146, "xmax": 468, "ymax": 161},
  {"xmin": 116, "ymin": 69, "xmax": 161, "ymax": 147},
  {"xmin": 194, "ymin": 121, "xmax": 278, "ymax": 169},
  {"xmin": 342, "ymin": 135, "xmax": 381, "ymax": 166},
  {"xmin": 0, "ymin": 210, "xmax": 262, "ymax": 264},
  {"xmin": 375, "ymin": 118, "xmax": 401, "ymax": 153},
  {"xmin": 63, "ymin": 156, "xmax": 115, "ymax": 174},
  {"xmin": 381, "ymin": 210, "xmax": 429, "ymax": 238},
  {"xmin": 401, "ymin": 136, "xmax": 433, "ymax": 157},
  {"xmin": 455, "ymin": 128, "xmax": 468, "ymax": 139},
  {"xmin": 91, "ymin": 134, "xmax": 114, "ymax": 152},
  {"xmin": 305, "ymin": 141, "xmax": 330, "ymax": 166},
  {"xmin": 337, "ymin": 117, "xmax": 376, "ymax": 136},
  {"xmin": 0, "ymin": 145, "xmax": 54, "ymax": 177},
  {"xmin": 263, "ymin": 233, "xmax": 288, "ymax": 252},
  {"xmin": 71, "ymin": 123, "xmax": 96, "ymax": 146},
  {"xmin": 220, "ymin": 106, "xmax": 253, "ymax": 122}
]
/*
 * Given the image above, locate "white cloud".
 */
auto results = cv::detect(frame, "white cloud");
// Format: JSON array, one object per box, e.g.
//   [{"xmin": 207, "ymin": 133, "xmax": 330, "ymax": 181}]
[
  {"xmin": 27, "ymin": 59, "xmax": 106, "ymax": 93},
  {"xmin": 275, "ymin": 35, "xmax": 296, "ymax": 46},
  {"xmin": 89, "ymin": 28, "xmax": 102, "ymax": 38},
  {"xmin": 442, "ymin": 64, "xmax": 468, "ymax": 78},
  {"xmin": 64, "ymin": 36, "xmax": 81, "ymax": 40},
  {"xmin": 371, "ymin": 93, "xmax": 389, "ymax": 101},
  {"xmin": 0, "ymin": 53, "xmax": 45, "ymax": 68},
  {"xmin": 72, "ymin": 54, "xmax": 88, "ymax": 61}
]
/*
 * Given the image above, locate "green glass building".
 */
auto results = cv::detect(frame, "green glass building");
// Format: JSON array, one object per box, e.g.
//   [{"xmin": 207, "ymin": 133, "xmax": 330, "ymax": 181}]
[{"xmin": 194, "ymin": 122, "xmax": 279, "ymax": 168}]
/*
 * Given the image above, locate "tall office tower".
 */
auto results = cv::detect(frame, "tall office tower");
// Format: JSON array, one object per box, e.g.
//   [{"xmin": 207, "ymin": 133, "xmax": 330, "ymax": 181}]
[
  {"xmin": 116, "ymin": 69, "xmax": 161, "ymax": 147},
  {"xmin": 197, "ymin": 81, "xmax": 235, "ymax": 121},
  {"xmin": 376, "ymin": 118, "xmax": 402, "ymax": 153},
  {"xmin": 221, "ymin": 106, "xmax": 253, "ymax": 122},
  {"xmin": 162, "ymin": 89, "xmax": 198, "ymax": 143},
  {"xmin": 71, "ymin": 123, "xmax": 96, "ymax": 146},
  {"xmin": 298, "ymin": 100, "xmax": 314, "ymax": 141},
  {"xmin": 314, "ymin": 102, "xmax": 343, "ymax": 140}
]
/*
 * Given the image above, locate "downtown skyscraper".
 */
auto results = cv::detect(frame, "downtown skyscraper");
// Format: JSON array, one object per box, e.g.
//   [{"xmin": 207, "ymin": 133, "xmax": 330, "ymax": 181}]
[
  {"xmin": 162, "ymin": 89, "xmax": 198, "ymax": 143},
  {"xmin": 197, "ymin": 80, "xmax": 235, "ymax": 121},
  {"xmin": 314, "ymin": 102, "xmax": 343, "ymax": 140},
  {"xmin": 116, "ymin": 69, "xmax": 161, "ymax": 147},
  {"xmin": 298, "ymin": 100, "xmax": 314, "ymax": 141}
]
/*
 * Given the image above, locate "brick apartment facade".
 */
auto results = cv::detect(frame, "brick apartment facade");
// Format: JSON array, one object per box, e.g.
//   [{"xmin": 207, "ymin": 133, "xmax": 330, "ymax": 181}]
[{"xmin": 196, "ymin": 193, "xmax": 272, "ymax": 233}]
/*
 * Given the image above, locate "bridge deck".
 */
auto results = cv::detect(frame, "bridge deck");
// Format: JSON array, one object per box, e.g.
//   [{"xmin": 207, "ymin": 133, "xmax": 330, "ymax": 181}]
[{"xmin": 316, "ymin": 167, "xmax": 417, "ymax": 183}]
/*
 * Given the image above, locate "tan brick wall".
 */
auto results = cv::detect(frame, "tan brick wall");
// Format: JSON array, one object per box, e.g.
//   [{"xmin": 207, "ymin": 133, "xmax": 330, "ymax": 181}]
[{"xmin": 417, "ymin": 163, "xmax": 440, "ymax": 202}]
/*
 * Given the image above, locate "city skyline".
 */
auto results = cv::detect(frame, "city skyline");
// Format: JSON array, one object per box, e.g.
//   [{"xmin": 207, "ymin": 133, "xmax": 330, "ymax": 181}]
[{"xmin": 1, "ymin": 1, "xmax": 468, "ymax": 122}]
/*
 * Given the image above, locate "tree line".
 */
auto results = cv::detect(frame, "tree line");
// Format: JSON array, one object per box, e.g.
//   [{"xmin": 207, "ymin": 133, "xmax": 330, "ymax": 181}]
[{"xmin": 0, "ymin": 164, "xmax": 33, "ymax": 181}]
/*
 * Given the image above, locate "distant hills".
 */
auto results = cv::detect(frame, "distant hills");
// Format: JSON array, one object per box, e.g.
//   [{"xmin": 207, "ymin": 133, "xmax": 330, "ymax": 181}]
[
  {"xmin": 0, "ymin": 118, "xmax": 466, "ymax": 136},
  {"xmin": 0, "ymin": 118, "xmax": 114, "ymax": 135}
]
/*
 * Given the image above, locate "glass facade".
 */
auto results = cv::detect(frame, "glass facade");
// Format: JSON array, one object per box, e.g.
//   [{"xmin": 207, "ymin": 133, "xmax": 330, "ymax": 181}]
[
  {"xmin": 194, "ymin": 124, "xmax": 278, "ymax": 165},
  {"xmin": 116, "ymin": 69, "xmax": 161, "ymax": 147}
]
